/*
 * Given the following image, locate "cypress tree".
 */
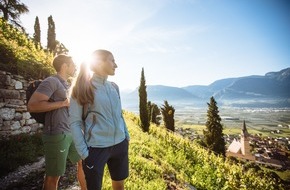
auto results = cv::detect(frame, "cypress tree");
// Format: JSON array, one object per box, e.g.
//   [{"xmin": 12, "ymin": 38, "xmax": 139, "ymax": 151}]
[
  {"xmin": 138, "ymin": 68, "xmax": 149, "ymax": 132},
  {"xmin": 33, "ymin": 16, "xmax": 41, "ymax": 47},
  {"xmin": 203, "ymin": 96, "xmax": 226, "ymax": 156},
  {"xmin": 147, "ymin": 102, "xmax": 161, "ymax": 126},
  {"xmin": 47, "ymin": 15, "xmax": 56, "ymax": 52},
  {"xmin": 161, "ymin": 100, "xmax": 175, "ymax": 132},
  {"xmin": 147, "ymin": 101, "xmax": 152, "ymax": 123},
  {"xmin": 151, "ymin": 103, "xmax": 161, "ymax": 126}
]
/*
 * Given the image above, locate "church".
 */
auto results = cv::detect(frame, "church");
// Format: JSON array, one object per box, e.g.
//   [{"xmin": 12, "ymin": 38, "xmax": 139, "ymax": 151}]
[{"xmin": 226, "ymin": 121, "xmax": 255, "ymax": 161}]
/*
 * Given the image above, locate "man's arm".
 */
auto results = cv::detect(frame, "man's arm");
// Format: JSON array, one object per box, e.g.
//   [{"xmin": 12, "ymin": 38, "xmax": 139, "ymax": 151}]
[{"xmin": 27, "ymin": 91, "xmax": 69, "ymax": 112}]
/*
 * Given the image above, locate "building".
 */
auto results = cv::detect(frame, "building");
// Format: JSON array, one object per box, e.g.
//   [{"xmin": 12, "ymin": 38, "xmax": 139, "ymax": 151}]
[{"xmin": 226, "ymin": 121, "xmax": 255, "ymax": 161}]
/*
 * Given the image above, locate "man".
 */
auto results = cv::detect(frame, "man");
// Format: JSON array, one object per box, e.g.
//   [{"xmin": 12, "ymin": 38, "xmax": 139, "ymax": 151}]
[{"xmin": 28, "ymin": 54, "xmax": 86, "ymax": 190}]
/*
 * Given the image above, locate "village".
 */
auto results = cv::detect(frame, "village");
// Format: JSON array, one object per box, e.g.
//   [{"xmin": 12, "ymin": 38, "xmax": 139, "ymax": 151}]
[{"xmin": 176, "ymin": 121, "xmax": 290, "ymax": 170}]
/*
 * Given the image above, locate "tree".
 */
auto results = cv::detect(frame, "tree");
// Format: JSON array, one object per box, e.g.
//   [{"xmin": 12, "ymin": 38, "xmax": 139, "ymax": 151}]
[
  {"xmin": 149, "ymin": 102, "xmax": 161, "ymax": 126},
  {"xmin": 203, "ymin": 96, "xmax": 226, "ymax": 156},
  {"xmin": 54, "ymin": 40, "xmax": 69, "ymax": 55},
  {"xmin": 0, "ymin": 0, "xmax": 29, "ymax": 30},
  {"xmin": 139, "ymin": 68, "xmax": 149, "ymax": 132},
  {"xmin": 33, "ymin": 16, "xmax": 41, "ymax": 47},
  {"xmin": 147, "ymin": 101, "xmax": 152, "ymax": 123},
  {"xmin": 47, "ymin": 15, "xmax": 56, "ymax": 53},
  {"xmin": 161, "ymin": 100, "xmax": 175, "ymax": 132}
]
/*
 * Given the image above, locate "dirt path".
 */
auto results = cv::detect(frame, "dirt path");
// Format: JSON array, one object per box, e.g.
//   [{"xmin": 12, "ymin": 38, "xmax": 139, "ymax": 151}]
[
  {"xmin": 0, "ymin": 157, "xmax": 45, "ymax": 189},
  {"xmin": 0, "ymin": 157, "xmax": 80, "ymax": 190}
]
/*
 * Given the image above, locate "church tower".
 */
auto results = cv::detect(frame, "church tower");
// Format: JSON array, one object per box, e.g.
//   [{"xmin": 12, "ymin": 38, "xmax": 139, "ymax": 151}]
[{"xmin": 241, "ymin": 120, "xmax": 251, "ymax": 156}]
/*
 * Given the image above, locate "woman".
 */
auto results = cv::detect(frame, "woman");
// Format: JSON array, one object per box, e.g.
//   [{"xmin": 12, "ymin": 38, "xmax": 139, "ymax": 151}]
[{"xmin": 69, "ymin": 50, "xmax": 130, "ymax": 190}]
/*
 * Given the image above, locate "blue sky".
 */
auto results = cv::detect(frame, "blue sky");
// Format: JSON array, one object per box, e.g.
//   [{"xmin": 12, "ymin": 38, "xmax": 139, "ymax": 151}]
[{"xmin": 20, "ymin": 0, "xmax": 290, "ymax": 90}]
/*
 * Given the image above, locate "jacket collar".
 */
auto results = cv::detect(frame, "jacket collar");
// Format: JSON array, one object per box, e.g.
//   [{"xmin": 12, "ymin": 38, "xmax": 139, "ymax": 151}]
[{"xmin": 92, "ymin": 73, "xmax": 108, "ymax": 85}]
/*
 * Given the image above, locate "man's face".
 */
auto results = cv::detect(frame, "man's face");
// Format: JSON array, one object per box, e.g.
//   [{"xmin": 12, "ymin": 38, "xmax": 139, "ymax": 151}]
[{"xmin": 66, "ymin": 61, "xmax": 76, "ymax": 77}]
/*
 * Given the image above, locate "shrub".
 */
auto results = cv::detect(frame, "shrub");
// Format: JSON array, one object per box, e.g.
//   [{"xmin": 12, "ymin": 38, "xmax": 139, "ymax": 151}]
[{"xmin": 0, "ymin": 133, "xmax": 43, "ymax": 177}]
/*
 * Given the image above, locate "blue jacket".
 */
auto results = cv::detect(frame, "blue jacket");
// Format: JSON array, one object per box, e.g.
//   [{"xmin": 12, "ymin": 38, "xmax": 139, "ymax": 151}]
[{"xmin": 69, "ymin": 74, "xmax": 130, "ymax": 159}]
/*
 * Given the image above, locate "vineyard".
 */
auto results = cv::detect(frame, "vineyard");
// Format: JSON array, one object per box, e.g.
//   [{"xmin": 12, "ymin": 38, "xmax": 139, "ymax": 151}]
[
  {"xmin": 98, "ymin": 111, "xmax": 284, "ymax": 190},
  {"xmin": 0, "ymin": 18, "xmax": 54, "ymax": 80}
]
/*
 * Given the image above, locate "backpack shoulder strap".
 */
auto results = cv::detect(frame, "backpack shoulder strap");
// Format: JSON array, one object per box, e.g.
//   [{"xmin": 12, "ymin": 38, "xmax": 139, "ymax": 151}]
[{"xmin": 82, "ymin": 103, "xmax": 89, "ymax": 121}]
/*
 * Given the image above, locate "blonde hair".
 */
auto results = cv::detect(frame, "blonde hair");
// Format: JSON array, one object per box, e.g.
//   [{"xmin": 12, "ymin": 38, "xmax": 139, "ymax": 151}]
[
  {"xmin": 70, "ymin": 49, "xmax": 112, "ymax": 105},
  {"xmin": 70, "ymin": 62, "xmax": 94, "ymax": 105}
]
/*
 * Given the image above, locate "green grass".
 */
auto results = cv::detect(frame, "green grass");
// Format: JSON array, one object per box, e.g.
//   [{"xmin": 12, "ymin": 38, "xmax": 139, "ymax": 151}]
[
  {"xmin": 1, "ymin": 112, "xmax": 286, "ymax": 189},
  {"xmin": 99, "ymin": 112, "xmax": 285, "ymax": 189},
  {"xmin": 180, "ymin": 123, "xmax": 290, "ymax": 138}
]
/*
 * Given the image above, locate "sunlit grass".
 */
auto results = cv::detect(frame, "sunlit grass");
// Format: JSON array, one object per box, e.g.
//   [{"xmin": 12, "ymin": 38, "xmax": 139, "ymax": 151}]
[{"xmin": 97, "ymin": 111, "xmax": 284, "ymax": 190}]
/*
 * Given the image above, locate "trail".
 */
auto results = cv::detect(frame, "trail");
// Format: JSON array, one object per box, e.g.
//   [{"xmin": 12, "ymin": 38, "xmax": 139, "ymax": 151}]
[{"xmin": 0, "ymin": 157, "xmax": 45, "ymax": 189}]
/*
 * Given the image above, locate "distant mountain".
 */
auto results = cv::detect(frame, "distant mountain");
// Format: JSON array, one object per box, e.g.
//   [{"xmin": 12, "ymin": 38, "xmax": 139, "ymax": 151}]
[
  {"xmin": 122, "ymin": 85, "xmax": 200, "ymax": 106},
  {"xmin": 122, "ymin": 68, "xmax": 290, "ymax": 108}
]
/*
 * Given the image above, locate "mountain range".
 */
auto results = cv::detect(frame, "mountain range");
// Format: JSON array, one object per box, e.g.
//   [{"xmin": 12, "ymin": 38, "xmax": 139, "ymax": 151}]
[{"xmin": 121, "ymin": 67, "xmax": 290, "ymax": 108}]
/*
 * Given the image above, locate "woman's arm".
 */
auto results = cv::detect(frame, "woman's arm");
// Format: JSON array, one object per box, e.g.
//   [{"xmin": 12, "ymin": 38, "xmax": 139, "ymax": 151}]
[{"xmin": 69, "ymin": 98, "xmax": 89, "ymax": 159}]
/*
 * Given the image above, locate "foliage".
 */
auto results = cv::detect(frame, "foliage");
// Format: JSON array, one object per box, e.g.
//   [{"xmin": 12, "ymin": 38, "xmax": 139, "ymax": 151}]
[
  {"xmin": 203, "ymin": 96, "xmax": 226, "ymax": 156},
  {"xmin": 148, "ymin": 101, "xmax": 161, "ymax": 125},
  {"xmin": 116, "ymin": 112, "xmax": 284, "ymax": 190},
  {"xmin": 0, "ymin": 133, "xmax": 43, "ymax": 177},
  {"xmin": 138, "ymin": 68, "xmax": 150, "ymax": 132},
  {"xmin": 0, "ymin": 17, "xmax": 54, "ymax": 79},
  {"xmin": 161, "ymin": 100, "xmax": 175, "ymax": 132},
  {"xmin": 55, "ymin": 40, "xmax": 69, "ymax": 55},
  {"xmin": 47, "ymin": 15, "xmax": 56, "ymax": 53},
  {"xmin": 0, "ymin": 0, "xmax": 29, "ymax": 30},
  {"xmin": 33, "ymin": 16, "xmax": 41, "ymax": 47},
  {"xmin": 1, "ymin": 112, "xmax": 285, "ymax": 189}
]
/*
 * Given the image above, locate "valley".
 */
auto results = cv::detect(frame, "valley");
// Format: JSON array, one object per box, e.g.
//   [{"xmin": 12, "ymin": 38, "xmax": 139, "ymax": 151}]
[
  {"xmin": 174, "ymin": 105, "xmax": 290, "ymax": 138},
  {"xmin": 123, "ymin": 101, "xmax": 290, "ymax": 138}
]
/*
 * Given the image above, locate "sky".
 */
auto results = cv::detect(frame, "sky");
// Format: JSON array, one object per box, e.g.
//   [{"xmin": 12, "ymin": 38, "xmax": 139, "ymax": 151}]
[{"xmin": 20, "ymin": 0, "xmax": 290, "ymax": 90}]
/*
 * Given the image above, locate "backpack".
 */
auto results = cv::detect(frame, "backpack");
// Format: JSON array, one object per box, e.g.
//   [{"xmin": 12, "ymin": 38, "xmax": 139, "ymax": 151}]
[{"xmin": 26, "ymin": 80, "xmax": 46, "ymax": 124}]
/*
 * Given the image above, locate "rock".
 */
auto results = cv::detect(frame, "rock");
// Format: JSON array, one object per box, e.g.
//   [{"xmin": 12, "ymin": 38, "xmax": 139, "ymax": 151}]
[
  {"xmin": 30, "ymin": 123, "xmax": 40, "ymax": 132},
  {"xmin": 5, "ymin": 99, "xmax": 25, "ymax": 106},
  {"xmin": 22, "ymin": 126, "xmax": 31, "ymax": 133},
  {"xmin": 11, "ymin": 121, "xmax": 21, "ymax": 130},
  {"xmin": 26, "ymin": 119, "xmax": 36, "ymax": 125},
  {"xmin": 0, "ymin": 108, "xmax": 15, "ymax": 120},
  {"xmin": 0, "ymin": 89, "xmax": 20, "ymax": 99},
  {"xmin": 0, "ymin": 102, "xmax": 5, "ymax": 108},
  {"xmin": 10, "ymin": 79, "xmax": 16, "ymax": 87},
  {"xmin": 11, "ymin": 130, "xmax": 22, "ymax": 135},
  {"xmin": 20, "ymin": 119, "xmax": 26, "ymax": 126},
  {"xmin": 15, "ymin": 105, "xmax": 27, "ymax": 112},
  {"xmin": 15, "ymin": 81, "xmax": 23, "ymax": 89},
  {"xmin": 5, "ymin": 75, "xmax": 11, "ymax": 85},
  {"xmin": 22, "ymin": 112, "xmax": 31, "ymax": 120},
  {"xmin": 14, "ymin": 112, "xmax": 23, "ymax": 120},
  {"xmin": 3, "ymin": 120, "xmax": 11, "ymax": 128},
  {"xmin": 0, "ymin": 74, "xmax": 7, "ymax": 85}
]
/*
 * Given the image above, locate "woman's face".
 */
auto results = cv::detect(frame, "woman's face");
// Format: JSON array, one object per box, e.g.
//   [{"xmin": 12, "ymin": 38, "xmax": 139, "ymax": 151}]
[
  {"xmin": 91, "ymin": 52, "xmax": 118, "ymax": 76},
  {"xmin": 103, "ymin": 53, "xmax": 117, "ymax": 76}
]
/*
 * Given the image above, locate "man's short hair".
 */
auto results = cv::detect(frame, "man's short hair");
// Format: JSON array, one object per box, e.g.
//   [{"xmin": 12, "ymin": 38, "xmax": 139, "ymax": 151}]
[{"xmin": 53, "ymin": 54, "xmax": 73, "ymax": 72}]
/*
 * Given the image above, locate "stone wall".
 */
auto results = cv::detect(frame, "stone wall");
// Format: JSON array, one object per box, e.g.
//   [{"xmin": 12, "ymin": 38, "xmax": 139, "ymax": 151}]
[{"xmin": 0, "ymin": 70, "xmax": 43, "ymax": 137}]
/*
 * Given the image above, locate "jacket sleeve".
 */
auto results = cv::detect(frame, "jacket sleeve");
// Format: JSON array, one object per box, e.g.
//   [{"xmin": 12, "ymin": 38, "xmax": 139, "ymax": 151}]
[
  {"xmin": 122, "ymin": 114, "xmax": 130, "ymax": 141},
  {"xmin": 69, "ymin": 98, "xmax": 89, "ymax": 159}
]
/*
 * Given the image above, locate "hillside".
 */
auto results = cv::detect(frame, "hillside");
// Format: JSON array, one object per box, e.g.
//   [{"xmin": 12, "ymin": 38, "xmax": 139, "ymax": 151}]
[
  {"xmin": 0, "ymin": 18, "xmax": 54, "ymax": 80},
  {"xmin": 99, "ymin": 112, "xmax": 284, "ymax": 190}
]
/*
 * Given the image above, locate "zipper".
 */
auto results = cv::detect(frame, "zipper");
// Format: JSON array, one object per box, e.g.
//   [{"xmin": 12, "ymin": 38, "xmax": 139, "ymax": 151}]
[{"xmin": 106, "ymin": 83, "xmax": 117, "ymax": 144}]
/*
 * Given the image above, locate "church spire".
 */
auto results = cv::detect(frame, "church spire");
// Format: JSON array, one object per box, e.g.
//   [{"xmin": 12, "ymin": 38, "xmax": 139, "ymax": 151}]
[{"xmin": 241, "ymin": 120, "xmax": 249, "ymax": 138}]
